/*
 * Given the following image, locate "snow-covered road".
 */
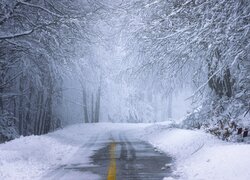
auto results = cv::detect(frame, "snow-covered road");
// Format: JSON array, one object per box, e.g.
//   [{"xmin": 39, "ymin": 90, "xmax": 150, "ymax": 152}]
[
  {"xmin": 43, "ymin": 130, "xmax": 173, "ymax": 180},
  {"xmin": 0, "ymin": 123, "xmax": 250, "ymax": 180}
]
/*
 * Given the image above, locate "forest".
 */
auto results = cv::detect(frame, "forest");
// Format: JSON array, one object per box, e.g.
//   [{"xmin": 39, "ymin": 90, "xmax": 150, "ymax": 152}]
[{"xmin": 0, "ymin": 0, "xmax": 249, "ymax": 143}]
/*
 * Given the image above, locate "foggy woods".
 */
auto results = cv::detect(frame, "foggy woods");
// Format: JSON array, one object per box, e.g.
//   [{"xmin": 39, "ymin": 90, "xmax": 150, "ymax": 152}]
[
  {"xmin": 0, "ymin": 0, "xmax": 249, "ymax": 143},
  {"xmin": 0, "ymin": 0, "xmax": 103, "ymax": 140}
]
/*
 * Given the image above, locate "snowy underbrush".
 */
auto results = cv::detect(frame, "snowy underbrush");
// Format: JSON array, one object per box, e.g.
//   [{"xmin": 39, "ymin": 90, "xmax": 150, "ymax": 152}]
[
  {"xmin": 182, "ymin": 96, "xmax": 250, "ymax": 143},
  {"xmin": 0, "ymin": 112, "xmax": 19, "ymax": 143},
  {"xmin": 141, "ymin": 123, "xmax": 250, "ymax": 180}
]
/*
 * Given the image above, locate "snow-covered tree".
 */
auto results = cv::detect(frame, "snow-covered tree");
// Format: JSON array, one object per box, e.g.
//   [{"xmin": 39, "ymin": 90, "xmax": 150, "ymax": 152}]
[{"xmin": 0, "ymin": 0, "xmax": 103, "ymax": 141}]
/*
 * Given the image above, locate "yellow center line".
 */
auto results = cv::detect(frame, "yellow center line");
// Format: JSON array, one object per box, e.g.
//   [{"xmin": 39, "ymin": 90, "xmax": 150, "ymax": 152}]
[{"xmin": 107, "ymin": 142, "xmax": 116, "ymax": 180}]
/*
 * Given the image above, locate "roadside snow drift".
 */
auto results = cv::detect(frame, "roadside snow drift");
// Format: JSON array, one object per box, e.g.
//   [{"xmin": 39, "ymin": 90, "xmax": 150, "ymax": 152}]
[
  {"xmin": 141, "ymin": 123, "xmax": 250, "ymax": 180},
  {"xmin": 0, "ymin": 135, "xmax": 78, "ymax": 180}
]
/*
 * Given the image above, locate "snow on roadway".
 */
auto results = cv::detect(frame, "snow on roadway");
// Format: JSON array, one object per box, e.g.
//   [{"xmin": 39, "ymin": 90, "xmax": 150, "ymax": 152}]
[{"xmin": 0, "ymin": 122, "xmax": 250, "ymax": 180}]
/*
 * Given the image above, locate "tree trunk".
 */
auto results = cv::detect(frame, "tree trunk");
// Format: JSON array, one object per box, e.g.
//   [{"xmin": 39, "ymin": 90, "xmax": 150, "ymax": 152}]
[
  {"xmin": 83, "ymin": 87, "xmax": 89, "ymax": 123},
  {"xmin": 44, "ymin": 74, "xmax": 53, "ymax": 133},
  {"xmin": 223, "ymin": 68, "xmax": 233, "ymax": 98},
  {"xmin": 0, "ymin": 88, "xmax": 3, "ymax": 114},
  {"xmin": 167, "ymin": 90, "xmax": 173, "ymax": 119},
  {"xmin": 0, "ymin": 63, "xmax": 4, "ymax": 114},
  {"xmin": 25, "ymin": 82, "xmax": 33, "ymax": 135},
  {"xmin": 18, "ymin": 74, "xmax": 24, "ymax": 135},
  {"xmin": 35, "ymin": 92, "xmax": 44, "ymax": 135},
  {"xmin": 95, "ymin": 86, "xmax": 101, "ymax": 123},
  {"xmin": 91, "ymin": 93, "xmax": 94, "ymax": 123}
]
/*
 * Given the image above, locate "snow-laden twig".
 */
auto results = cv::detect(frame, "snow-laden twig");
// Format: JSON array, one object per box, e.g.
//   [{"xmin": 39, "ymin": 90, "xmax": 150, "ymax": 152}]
[
  {"xmin": 186, "ymin": 48, "xmax": 243, "ymax": 101},
  {"xmin": 0, "ymin": 30, "xmax": 34, "ymax": 40},
  {"xmin": 0, "ymin": 71, "xmax": 23, "ymax": 88},
  {"xmin": 186, "ymin": 63, "xmax": 227, "ymax": 100},
  {"xmin": 0, "ymin": 19, "xmax": 62, "ymax": 40},
  {"xmin": 62, "ymin": 97, "xmax": 86, "ymax": 107},
  {"xmin": 156, "ymin": 26, "xmax": 194, "ymax": 40},
  {"xmin": 17, "ymin": 0, "xmax": 65, "ymax": 18}
]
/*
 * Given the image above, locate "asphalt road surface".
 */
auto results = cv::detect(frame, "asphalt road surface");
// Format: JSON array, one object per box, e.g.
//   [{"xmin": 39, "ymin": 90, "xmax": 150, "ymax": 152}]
[{"xmin": 43, "ymin": 132, "xmax": 173, "ymax": 180}]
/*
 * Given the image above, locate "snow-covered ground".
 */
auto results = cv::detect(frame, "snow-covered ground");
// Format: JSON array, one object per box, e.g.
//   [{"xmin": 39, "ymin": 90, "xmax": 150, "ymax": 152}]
[
  {"xmin": 0, "ymin": 123, "xmax": 147, "ymax": 180},
  {"xmin": 141, "ymin": 123, "xmax": 250, "ymax": 180},
  {"xmin": 0, "ymin": 122, "xmax": 250, "ymax": 180}
]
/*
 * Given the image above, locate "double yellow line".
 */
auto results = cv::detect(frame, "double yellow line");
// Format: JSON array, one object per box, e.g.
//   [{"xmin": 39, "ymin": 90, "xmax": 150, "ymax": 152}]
[{"xmin": 107, "ymin": 142, "xmax": 116, "ymax": 180}]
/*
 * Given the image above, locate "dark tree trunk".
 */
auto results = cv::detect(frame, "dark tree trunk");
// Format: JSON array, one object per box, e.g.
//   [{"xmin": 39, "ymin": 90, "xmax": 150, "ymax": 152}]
[
  {"xmin": 0, "ymin": 63, "xmax": 4, "ymax": 114},
  {"xmin": 207, "ymin": 49, "xmax": 233, "ymax": 98},
  {"xmin": 35, "ymin": 92, "xmax": 44, "ymax": 135},
  {"xmin": 223, "ymin": 68, "xmax": 233, "ymax": 98},
  {"xmin": 39, "ymin": 107, "xmax": 46, "ymax": 135},
  {"xmin": 0, "ymin": 88, "xmax": 3, "ymax": 114},
  {"xmin": 44, "ymin": 95, "xmax": 52, "ymax": 134},
  {"xmin": 25, "ymin": 82, "xmax": 33, "ymax": 135},
  {"xmin": 13, "ymin": 97, "xmax": 17, "ymax": 125},
  {"xmin": 44, "ymin": 74, "xmax": 53, "ymax": 133},
  {"xmin": 18, "ymin": 74, "xmax": 24, "ymax": 135}
]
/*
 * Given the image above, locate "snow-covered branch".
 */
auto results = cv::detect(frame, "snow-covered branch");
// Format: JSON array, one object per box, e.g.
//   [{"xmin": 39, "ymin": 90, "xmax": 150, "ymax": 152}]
[
  {"xmin": 17, "ymin": 0, "xmax": 65, "ymax": 18},
  {"xmin": 0, "ymin": 30, "xmax": 34, "ymax": 40}
]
